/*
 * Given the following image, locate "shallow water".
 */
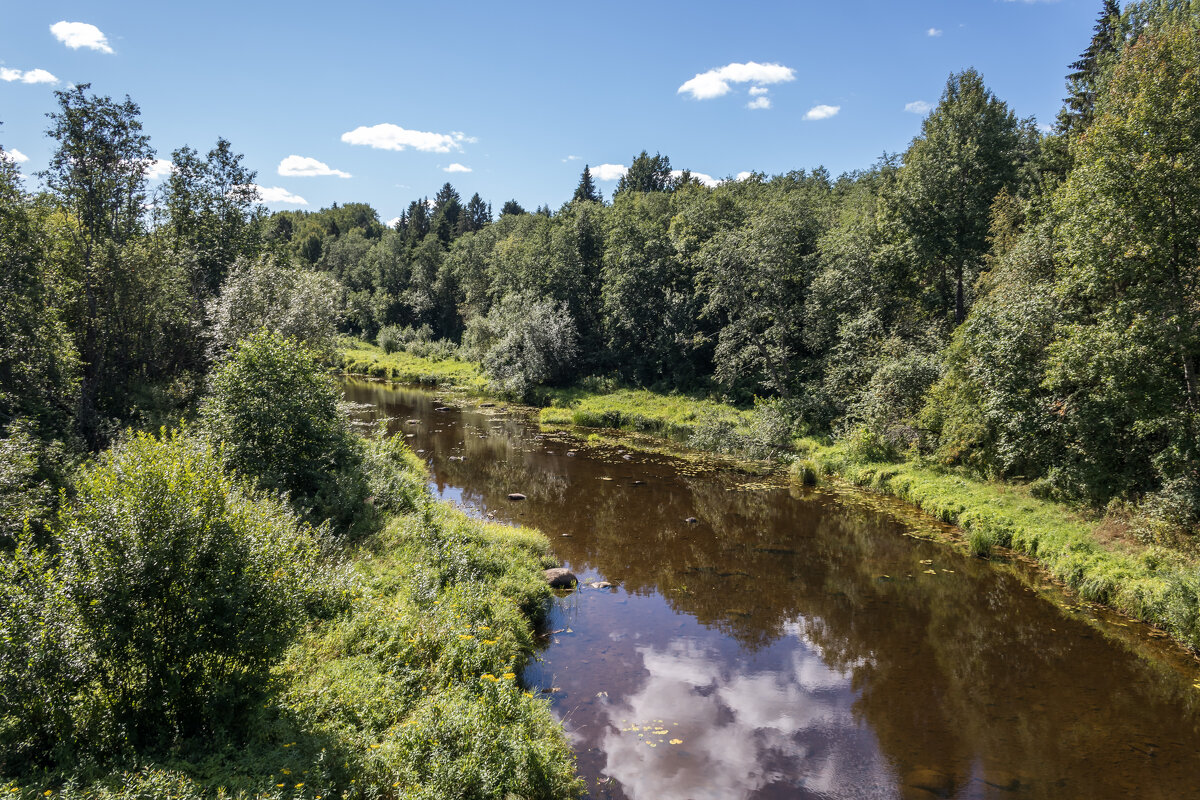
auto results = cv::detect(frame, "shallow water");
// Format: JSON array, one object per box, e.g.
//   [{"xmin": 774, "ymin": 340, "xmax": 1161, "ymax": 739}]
[{"xmin": 342, "ymin": 379, "xmax": 1200, "ymax": 800}]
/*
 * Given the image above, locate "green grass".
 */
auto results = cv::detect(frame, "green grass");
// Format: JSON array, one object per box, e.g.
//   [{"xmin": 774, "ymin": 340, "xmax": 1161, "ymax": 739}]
[
  {"xmin": 799, "ymin": 437, "xmax": 1200, "ymax": 651},
  {"xmin": 539, "ymin": 386, "xmax": 753, "ymax": 442},
  {"xmin": 4, "ymin": 442, "xmax": 582, "ymax": 800},
  {"xmin": 336, "ymin": 338, "xmax": 488, "ymax": 392}
]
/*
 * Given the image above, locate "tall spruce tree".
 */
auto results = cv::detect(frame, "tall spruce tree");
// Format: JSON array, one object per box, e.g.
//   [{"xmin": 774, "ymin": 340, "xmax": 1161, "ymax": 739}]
[
  {"xmin": 614, "ymin": 151, "xmax": 673, "ymax": 195},
  {"xmin": 1059, "ymin": 0, "xmax": 1123, "ymax": 135},
  {"xmin": 573, "ymin": 165, "xmax": 601, "ymax": 203}
]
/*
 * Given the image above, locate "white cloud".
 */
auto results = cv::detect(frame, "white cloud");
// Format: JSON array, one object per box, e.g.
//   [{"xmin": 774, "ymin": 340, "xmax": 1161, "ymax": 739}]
[
  {"xmin": 385, "ymin": 216, "xmax": 401, "ymax": 228},
  {"xmin": 591, "ymin": 163, "xmax": 628, "ymax": 181},
  {"xmin": 678, "ymin": 61, "xmax": 795, "ymax": 100},
  {"xmin": 905, "ymin": 100, "xmax": 933, "ymax": 114},
  {"xmin": 927, "ymin": 27, "xmax": 943, "ymax": 36},
  {"xmin": 278, "ymin": 154, "xmax": 351, "ymax": 178},
  {"xmin": 144, "ymin": 159, "xmax": 175, "ymax": 179},
  {"xmin": 1, "ymin": 148, "xmax": 30, "ymax": 164},
  {"xmin": 747, "ymin": 96, "xmax": 771, "ymax": 110},
  {"xmin": 50, "ymin": 21, "xmax": 113, "ymax": 53},
  {"xmin": 736, "ymin": 171, "xmax": 753, "ymax": 181},
  {"xmin": 748, "ymin": 86, "xmax": 768, "ymax": 96},
  {"xmin": 340, "ymin": 123, "xmax": 471, "ymax": 153},
  {"xmin": 562, "ymin": 155, "xmax": 581, "ymax": 162},
  {"xmin": 671, "ymin": 169, "xmax": 719, "ymax": 188},
  {"xmin": 443, "ymin": 163, "xmax": 472, "ymax": 173},
  {"xmin": 245, "ymin": 184, "xmax": 307, "ymax": 205},
  {"xmin": 804, "ymin": 104, "xmax": 840, "ymax": 121},
  {"xmin": 0, "ymin": 67, "xmax": 59, "ymax": 84},
  {"xmin": 450, "ymin": 131, "xmax": 478, "ymax": 144}
]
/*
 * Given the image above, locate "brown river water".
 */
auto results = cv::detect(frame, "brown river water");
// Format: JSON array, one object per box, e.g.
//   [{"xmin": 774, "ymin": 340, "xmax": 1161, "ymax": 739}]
[{"xmin": 342, "ymin": 378, "xmax": 1200, "ymax": 800}]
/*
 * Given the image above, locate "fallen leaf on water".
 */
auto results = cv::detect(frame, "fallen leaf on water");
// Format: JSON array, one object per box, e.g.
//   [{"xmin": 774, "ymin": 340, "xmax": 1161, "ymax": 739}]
[
  {"xmin": 669, "ymin": 738, "xmax": 683, "ymax": 745},
  {"xmin": 923, "ymin": 569, "xmax": 937, "ymax": 575}
]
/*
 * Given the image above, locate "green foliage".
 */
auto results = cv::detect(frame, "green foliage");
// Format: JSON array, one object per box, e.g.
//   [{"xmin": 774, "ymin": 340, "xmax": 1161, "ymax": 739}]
[
  {"xmin": 462, "ymin": 293, "xmax": 578, "ymax": 401},
  {"xmin": 208, "ymin": 258, "xmax": 344, "ymax": 360},
  {"xmin": 889, "ymin": 69, "xmax": 1030, "ymax": 324},
  {"xmin": 0, "ymin": 430, "xmax": 338, "ymax": 773},
  {"xmin": 377, "ymin": 323, "xmax": 403, "ymax": 354},
  {"xmin": 0, "ymin": 421, "xmax": 73, "ymax": 545},
  {"xmin": 0, "ymin": 150, "xmax": 80, "ymax": 438},
  {"xmin": 1049, "ymin": 25, "xmax": 1200, "ymax": 503},
  {"xmin": 202, "ymin": 330, "xmax": 367, "ymax": 531}
]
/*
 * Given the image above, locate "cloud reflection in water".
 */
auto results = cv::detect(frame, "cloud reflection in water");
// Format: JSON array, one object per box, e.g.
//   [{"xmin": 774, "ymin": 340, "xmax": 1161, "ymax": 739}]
[{"xmin": 597, "ymin": 627, "xmax": 894, "ymax": 800}]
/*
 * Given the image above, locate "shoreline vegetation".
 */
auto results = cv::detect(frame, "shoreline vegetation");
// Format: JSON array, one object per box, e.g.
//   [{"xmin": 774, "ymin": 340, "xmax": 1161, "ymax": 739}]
[
  {"xmin": 2, "ymin": 334, "xmax": 580, "ymax": 799},
  {"xmin": 336, "ymin": 338, "xmax": 1200, "ymax": 655}
]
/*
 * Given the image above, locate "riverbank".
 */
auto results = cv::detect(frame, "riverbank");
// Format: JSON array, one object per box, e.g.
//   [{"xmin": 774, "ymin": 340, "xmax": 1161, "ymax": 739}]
[
  {"xmin": 3, "ymin": 436, "xmax": 581, "ymax": 800},
  {"xmin": 336, "ymin": 339, "xmax": 1200, "ymax": 653}
]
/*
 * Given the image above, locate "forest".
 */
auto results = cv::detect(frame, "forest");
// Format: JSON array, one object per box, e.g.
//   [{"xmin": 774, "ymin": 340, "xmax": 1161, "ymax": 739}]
[{"xmin": 2, "ymin": 0, "xmax": 1200, "ymax": 796}]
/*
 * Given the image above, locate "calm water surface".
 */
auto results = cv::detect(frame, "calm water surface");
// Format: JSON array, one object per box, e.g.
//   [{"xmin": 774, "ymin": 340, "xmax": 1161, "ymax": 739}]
[{"xmin": 342, "ymin": 379, "xmax": 1200, "ymax": 800}]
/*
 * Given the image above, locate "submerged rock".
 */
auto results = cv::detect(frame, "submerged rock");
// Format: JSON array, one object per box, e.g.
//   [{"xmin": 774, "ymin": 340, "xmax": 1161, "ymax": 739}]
[
  {"xmin": 507, "ymin": 492, "xmax": 527, "ymax": 501},
  {"xmin": 685, "ymin": 517, "xmax": 699, "ymax": 525},
  {"xmin": 589, "ymin": 581, "xmax": 613, "ymax": 589},
  {"xmin": 905, "ymin": 769, "xmax": 954, "ymax": 798},
  {"xmin": 544, "ymin": 568, "xmax": 577, "ymax": 589}
]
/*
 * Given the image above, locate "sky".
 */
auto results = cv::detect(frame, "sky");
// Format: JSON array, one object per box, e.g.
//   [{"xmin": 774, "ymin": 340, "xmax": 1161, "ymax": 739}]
[{"xmin": 1, "ymin": 0, "xmax": 1105, "ymax": 223}]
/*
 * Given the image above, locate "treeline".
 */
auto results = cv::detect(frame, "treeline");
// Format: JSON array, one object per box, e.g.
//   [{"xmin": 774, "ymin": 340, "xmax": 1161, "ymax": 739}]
[{"xmin": 287, "ymin": 2, "xmax": 1200, "ymax": 539}]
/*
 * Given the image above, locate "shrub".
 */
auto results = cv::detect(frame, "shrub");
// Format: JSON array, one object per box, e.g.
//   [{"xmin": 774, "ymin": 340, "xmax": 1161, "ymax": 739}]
[
  {"xmin": 202, "ymin": 330, "xmax": 369, "ymax": 532},
  {"xmin": 377, "ymin": 324, "xmax": 402, "ymax": 354},
  {"xmin": 0, "ymin": 430, "xmax": 340, "ymax": 772},
  {"xmin": 0, "ymin": 420, "xmax": 72, "ymax": 546},
  {"xmin": 207, "ymin": 257, "xmax": 345, "ymax": 360},
  {"xmin": 462, "ymin": 293, "xmax": 578, "ymax": 402}
]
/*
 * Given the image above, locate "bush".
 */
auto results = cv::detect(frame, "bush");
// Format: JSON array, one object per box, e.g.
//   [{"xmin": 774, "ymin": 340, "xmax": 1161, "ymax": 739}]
[
  {"xmin": 0, "ymin": 430, "xmax": 340, "ymax": 772},
  {"xmin": 208, "ymin": 257, "xmax": 345, "ymax": 360},
  {"xmin": 202, "ymin": 330, "xmax": 369, "ymax": 532},
  {"xmin": 0, "ymin": 420, "xmax": 72, "ymax": 546},
  {"xmin": 462, "ymin": 293, "xmax": 578, "ymax": 402},
  {"xmin": 377, "ymin": 324, "xmax": 402, "ymax": 354}
]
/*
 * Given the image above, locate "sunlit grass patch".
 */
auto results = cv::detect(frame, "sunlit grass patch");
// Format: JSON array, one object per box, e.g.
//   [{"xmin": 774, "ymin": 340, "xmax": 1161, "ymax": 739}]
[{"xmin": 336, "ymin": 338, "xmax": 489, "ymax": 392}]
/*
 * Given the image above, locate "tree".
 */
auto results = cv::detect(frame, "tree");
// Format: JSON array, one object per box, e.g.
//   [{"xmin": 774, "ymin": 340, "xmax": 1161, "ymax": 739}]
[
  {"xmin": 1049, "ymin": 25, "xmax": 1200, "ymax": 501},
  {"xmin": 207, "ymin": 257, "xmax": 344, "ymax": 358},
  {"xmin": 163, "ymin": 138, "xmax": 261, "ymax": 302},
  {"xmin": 462, "ymin": 192, "xmax": 491, "ymax": 232},
  {"xmin": 1059, "ymin": 0, "xmax": 1124, "ymax": 135},
  {"xmin": 891, "ymin": 70, "xmax": 1026, "ymax": 324},
  {"xmin": 0, "ymin": 143, "xmax": 79, "ymax": 438},
  {"xmin": 615, "ymin": 150, "xmax": 673, "ymax": 195},
  {"xmin": 42, "ymin": 84, "xmax": 155, "ymax": 445},
  {"xmin": 201, "ymin": 330, "xmax": 367, "ymax": 529},
  {"xmin": 573, "ymin": 165, "xmax": 601, "ymax": 203},
  {"xmin": 500, "ymin": 199, "xmax": 526, "ymax": 216}
]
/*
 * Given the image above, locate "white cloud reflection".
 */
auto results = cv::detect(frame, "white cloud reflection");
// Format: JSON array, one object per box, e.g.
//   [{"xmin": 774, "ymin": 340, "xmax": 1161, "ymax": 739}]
[{"xmin": 594, "ymin": 629, "xmax": 891, "ymax": 800}]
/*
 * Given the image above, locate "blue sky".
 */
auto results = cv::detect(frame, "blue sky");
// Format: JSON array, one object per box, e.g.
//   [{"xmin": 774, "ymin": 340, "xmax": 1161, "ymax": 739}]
[{"xmin": 2, "ymin": 0, "xmax": 1104, "ymax": 222}]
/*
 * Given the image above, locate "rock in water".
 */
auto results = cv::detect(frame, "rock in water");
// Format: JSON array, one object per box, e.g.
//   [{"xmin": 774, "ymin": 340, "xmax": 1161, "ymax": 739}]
[
  {"xmin": 507, "ymin": 492, "xmax": 527, "ymax": 501},
  {"xmin": 544, "ymin": 568, "xmax": 577, "ymax": 589},
  {"xmin": 685, "ymin": 517, "xmax": 699, "ymax": 525}
]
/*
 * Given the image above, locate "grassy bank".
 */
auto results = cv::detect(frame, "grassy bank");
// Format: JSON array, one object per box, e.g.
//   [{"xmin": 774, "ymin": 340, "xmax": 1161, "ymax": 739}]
[
  {"xmin": 2, "ymin": 439, "xmax": 581, "ymax": 800},
  {"xmin": 336, "ymin": 338, "xmax": 489, "ymax": 392},
  {"xmin": 798, "ymin": 438, "xmax": 1200, "ymax": 650},
  {"xmin": 337, "ymin": 339, "xmax": 753, "ymax": 444},
  {"xmin": 539, "ymin": 386, "xmax": 752, "ymax": 442}
]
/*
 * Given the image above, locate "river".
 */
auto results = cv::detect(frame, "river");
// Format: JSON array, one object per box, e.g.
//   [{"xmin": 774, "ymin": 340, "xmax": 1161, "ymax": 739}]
[{"xmin": 342, "ymin": 378, "xmax": 1200, "ymax": 800}]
